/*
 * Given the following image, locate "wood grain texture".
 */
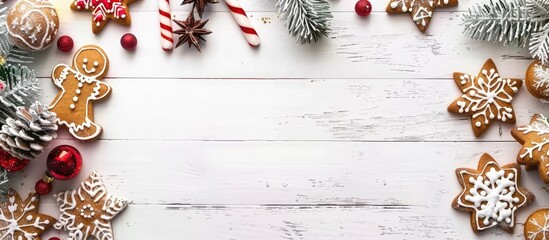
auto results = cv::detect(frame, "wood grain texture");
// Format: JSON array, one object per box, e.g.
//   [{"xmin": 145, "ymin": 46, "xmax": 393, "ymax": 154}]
[{"xmin": 10, "ymin": 0, "xmax": 545, "ymax": 239}]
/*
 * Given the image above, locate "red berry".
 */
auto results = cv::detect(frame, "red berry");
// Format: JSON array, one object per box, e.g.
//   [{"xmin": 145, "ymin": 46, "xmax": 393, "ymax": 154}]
[
  {"xmin": 120, "ymin": 33, "xmax": 137, "ymax": 50},
  {"xmin": 355, "ymin": 0, "xmax": 372, "ymax": 17},
  {"xmin": 57, "ymin": 35, "xmax": 74, "ymax": 52},
  {"xmin": 35, "ymin": 179, "xmax": 52, "ymax": 195},
  {"xmin": 49, "ymin": 238, "xmax": 61, "ymax": 240}
]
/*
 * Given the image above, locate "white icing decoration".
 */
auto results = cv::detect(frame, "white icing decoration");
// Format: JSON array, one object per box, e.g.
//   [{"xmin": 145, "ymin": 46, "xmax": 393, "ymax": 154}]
[
  {"xmin": 388, "ymin": 0, "xmax": 452, "ymax": 27},
  {"xmin": 517, "ymin": 115, "xmax": 549, "ymax": 173},
  {"xmin": 53, "ymin": 171, "xmax": 128, "ymax": 240},
  {"xmin": 7, "ymin": 0, "xmax": 58, "ymax": 50},
  {"xmin": 533, "ymin": 64, "xmax": 549, "ymax": 98},
  {"xmin": 457, "ymin": 161, "xmax": 527, "ymax": 231},
  {"xmin": 455, "ymin": 68, "xmax": 518, "ymax": 127},
  {"xmin": 527, "ymin": 211, "xmax": 549, "ymax": 240},
  {"xmin": 0, "ymin": 192, "xmax": 52, "ymax": 239}
]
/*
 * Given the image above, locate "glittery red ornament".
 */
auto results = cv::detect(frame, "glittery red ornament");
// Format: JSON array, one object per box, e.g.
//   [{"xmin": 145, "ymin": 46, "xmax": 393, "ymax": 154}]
[
  {"xmin": 0, "ymin": 149, "xmax": 29, "ymax": 172},
  {"xmin": 57, "ymin": 35, "xmax": 74, "ymax": 52},
  {"xmin": 48, "ymin": 238, "xmax": 61, "ymax": 240},
  {"xmin": 35, "ymin": 179, "xmax": 52, "ymax": 195},
  {"xmin": 355, "ymin": 0, "xmax": 372, "ymax": 17},
  {"xmin": 120, "ymin": 33, "xmax": 137, "ymax": 50},
  {"xmin": 46, "ymin": 145, "xmax": 82, "ymax": 180}
]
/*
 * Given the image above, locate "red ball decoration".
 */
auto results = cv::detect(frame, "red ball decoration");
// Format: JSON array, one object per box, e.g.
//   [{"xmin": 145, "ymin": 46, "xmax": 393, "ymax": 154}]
[
  {"xmin": 120, "ymin": 33, "xmax": 137, "ymax": 50},
  {"xmin": 355, "ymin": 0, "xmax": 372, "ymax": 17},
  {"xmin": 46, "ymin": 145, "xmax": 82, "ymax": 180},
  {"xmin": 35, "ymin": 179, "xmax": 52, "ymax": 195},
  {"xmin": 57, "ymin": 35, "xmax": 74, "ymax": 52},
  {"xmin": 49, "ymin": 238, "xmax": 61, "ymax": 240},
  {"xmin": 0, "ymin": 149, "xmax": 29, "ymax": 172}
]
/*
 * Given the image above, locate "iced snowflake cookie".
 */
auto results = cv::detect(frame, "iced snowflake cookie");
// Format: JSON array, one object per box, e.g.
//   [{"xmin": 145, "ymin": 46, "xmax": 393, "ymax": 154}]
[
  {"xmin": 525, "ymin": 209, "xmax": 549, "ymax": 240},
  {"xmin": 452, "ymin": 153, "xmax": 535, "ymax": 233},
  {"xmin": 49, "ymin": 45, "xmax": 111, "ymax": 141},
  {"xmin": 54, "ymin": 171, "xmax": 128, "ymax": 240},
  {"xmin": 71, "ymin": 0, "xmax": 136, "ymax": 34},
  {"xmin": 386, "ymin": 0, "xmax": 458, "ymax": 32},
  {"xmin": 448, "ymin": 59, "xmax": 522, "ymax": 137},
  {"xmin": 511, "ymin": 114, "xmax": 549, "ymax": 183},
  {"xmin": 525, "ymin": 60, "xmax": 549, "ymax": 102},
  {"xmin": 0, "ymin": 189, "xmax": 56, "ymax": 240}
]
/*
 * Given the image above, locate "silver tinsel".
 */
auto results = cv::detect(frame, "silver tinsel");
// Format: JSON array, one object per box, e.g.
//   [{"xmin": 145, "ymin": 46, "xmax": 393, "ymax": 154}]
[
  {"xmin": 275, "ymin": 0, "xmax": 333, "ymax": 44},
  {"xmin": 0, "ymin": 102, "xmax": 57, "ymax": 160}
]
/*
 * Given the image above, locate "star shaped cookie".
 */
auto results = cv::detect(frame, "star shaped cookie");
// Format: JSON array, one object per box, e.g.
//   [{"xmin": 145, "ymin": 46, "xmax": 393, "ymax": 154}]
[
  {"xmin": 71, "ymin": 0, "xmax": 136, "ymax": 34},
  {"xmin": 452, "ymin": 153, "xmax": 535, "ymax": 233},
  {"xmin": 0, "ymin": 189, "xmax": 56, "ymax": 240},
  {"xmin": 511, "ymin": 114, "xmax": 549, "ymax": 183},
  {"xmin": 53, "ymin": 171, "xmax": 128, "ymax": 239},
  {"xmin": 448, "ymin": 59, "xmax": 522, "ymax": 137},
  {"xmin": 386, "ymin": 0, "xmax": 458, "ymax": 32}
]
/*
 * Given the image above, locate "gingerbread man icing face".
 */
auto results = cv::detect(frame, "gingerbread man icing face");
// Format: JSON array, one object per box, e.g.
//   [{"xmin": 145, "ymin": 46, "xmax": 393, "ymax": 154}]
[{"xmin": 49, "ymin": 45, "xmax": 111, "ymax": 140}]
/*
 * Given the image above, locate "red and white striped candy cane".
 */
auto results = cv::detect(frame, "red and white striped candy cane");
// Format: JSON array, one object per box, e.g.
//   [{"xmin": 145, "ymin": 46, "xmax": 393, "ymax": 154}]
[
  {"xmin": 158, "ymin": 0, "xmax": 174, "ymax": 51},
  {"xmin": 224, "ymin": 0, "xmax": 260, "ymax": 47}
]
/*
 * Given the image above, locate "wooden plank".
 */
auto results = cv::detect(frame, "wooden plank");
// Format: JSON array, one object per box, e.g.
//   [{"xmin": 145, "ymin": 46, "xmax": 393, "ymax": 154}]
[
  {"xmin": 31, "ymin": 11, "xmax": 531, "ymax": 79},
  {"xmin": 13, "ymin": 140, "xmax": 549, "ymax": 207},
  {"xmin": 35, "ymin": 203, "xmax": 533, "ymax": 239},
  {"xmin": 37, "ymin": 78, "xmax": 545, "ymax": 141}
]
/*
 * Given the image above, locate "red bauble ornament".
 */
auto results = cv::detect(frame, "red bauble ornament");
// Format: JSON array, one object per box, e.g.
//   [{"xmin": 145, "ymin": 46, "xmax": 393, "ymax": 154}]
[
  {"xmin": 355, "ymin": 0, "xmax": 372, "ymax": 17},
  {"xmin": 35, "ymin": 179, "xmax": 52, "ymax": 195},
  {"xmin": 121, "ymin": 33, "xmax": 137, "ymax": 50},
  {"xmin": 57, "ymin": 35, "xmax": 74, "ymax": 52},
  {"xmin": 46, "ymin": 145, "xmax": 82, "ymax": 180},
  {"xmin": 0, "ymin": 149, "xmax": 29, "ymax": 172},
  {"xmin": 49, "ymin": 238, "xmax": 61, "ymax": 240}
]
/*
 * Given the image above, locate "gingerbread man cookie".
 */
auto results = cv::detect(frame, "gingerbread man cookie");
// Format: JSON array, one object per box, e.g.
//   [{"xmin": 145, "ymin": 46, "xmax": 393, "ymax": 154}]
[{"xmin": 49, "ymin": 45, "xmax": 111, "ymax": 141}]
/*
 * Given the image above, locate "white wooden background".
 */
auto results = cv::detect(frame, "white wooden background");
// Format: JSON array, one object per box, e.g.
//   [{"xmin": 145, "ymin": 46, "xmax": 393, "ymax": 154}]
[{"xmin": 5, "ymin": 0, "xmax": 547, "ymax": 239}]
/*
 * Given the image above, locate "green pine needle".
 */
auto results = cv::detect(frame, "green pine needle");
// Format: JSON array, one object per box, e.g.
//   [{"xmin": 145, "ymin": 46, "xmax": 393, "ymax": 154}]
[{"xmin": 275, "ymin": 0, "xmax": 333, "ymax": 44}]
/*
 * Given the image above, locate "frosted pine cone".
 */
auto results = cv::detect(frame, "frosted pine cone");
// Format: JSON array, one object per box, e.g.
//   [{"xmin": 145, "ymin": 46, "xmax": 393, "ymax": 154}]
[{"xmin": 0, "ymin": 102, "xmax": 57, "ymax": 159}]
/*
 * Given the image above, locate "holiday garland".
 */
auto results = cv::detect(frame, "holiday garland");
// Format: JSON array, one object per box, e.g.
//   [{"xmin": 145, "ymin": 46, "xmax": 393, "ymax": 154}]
[{"xmin": 462, "ymin": 0, "xmax": 549, "ymax": 63}]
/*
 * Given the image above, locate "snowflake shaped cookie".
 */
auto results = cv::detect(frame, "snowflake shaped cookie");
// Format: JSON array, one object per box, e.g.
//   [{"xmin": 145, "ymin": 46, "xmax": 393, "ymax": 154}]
[
  {"xmin": 386, "ymin": 0, "xmax": 458, "ymax": 32},
  {"xmin": 53, "ymin": 171, "xmax": 128, "ymax": 240},
  {"xmin": 511, "ymin": 114, "xmax": 549, "ymax": 183},
  {"xmin": 0, "ymin": 189, "xmax": 56, "ymax": 240},
  {"xmin": 452, "ymin": 153, "xmax": 535, "ymax": 233},
  {"xmin": 525, "ymin": 209, "xmax": 549, "ymax": 240},
  {"xmin": 448, "ymin": 59, "xmax": 522, "ymax": 137}
]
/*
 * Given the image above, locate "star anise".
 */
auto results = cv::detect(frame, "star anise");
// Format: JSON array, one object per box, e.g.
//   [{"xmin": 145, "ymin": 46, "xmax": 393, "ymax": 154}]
[
  {"xmin": 173, "ymin": 13, "xmax": 212, "ymax": 52},
  {"xmin": 181, "ymin": 0, "xmax": 218, "ymax": 18}
]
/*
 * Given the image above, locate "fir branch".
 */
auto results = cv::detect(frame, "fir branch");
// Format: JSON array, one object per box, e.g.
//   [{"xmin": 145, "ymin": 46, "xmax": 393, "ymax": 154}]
[
  {"xmin": 0, "ymin": 64, "xmax": 39, "ymax": 126},
  {"xmin": 275, "ymin": 0, "xmax": 333, "ymax": 44},
  {"xmin": 531, "ymin": 23, "xmax": 549, "ymax": 64},
  {"xmin": 462, "ymin": 0, "xmax": 542, "ymax": 48},
  {"xmin": 527, "ymin": 0, "xmax": 549, "ymax": 19}
]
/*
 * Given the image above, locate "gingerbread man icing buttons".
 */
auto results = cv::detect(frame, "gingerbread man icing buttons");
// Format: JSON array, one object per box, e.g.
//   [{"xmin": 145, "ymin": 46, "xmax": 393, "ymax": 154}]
[
  {"xmin": 386, "ymin": 0, "xmax": 458, "ymax": 32},
  {"xmin": 448, "ymin": 59, "xmax": 522, "ymax": 137},
  {"xmin": 452, "ymin": 153, "xmax": 535, "ymax": 233},
  {"xmin": 71, "ymin": 0, "xmax": 136, "ymax": 34},
  {"xmin": 49, "ymin": 45, "xmax": 111, "ymax": 141}
]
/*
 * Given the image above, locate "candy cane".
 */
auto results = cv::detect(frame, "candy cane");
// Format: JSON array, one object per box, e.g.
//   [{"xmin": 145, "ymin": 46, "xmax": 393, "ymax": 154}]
[
  {"xmin": 224, "ymin": 0, "xmax": 260, "ymax": 47},
  {"xmin": 158, "ymin": 0, "xmax": 174, "ymax": 51}
]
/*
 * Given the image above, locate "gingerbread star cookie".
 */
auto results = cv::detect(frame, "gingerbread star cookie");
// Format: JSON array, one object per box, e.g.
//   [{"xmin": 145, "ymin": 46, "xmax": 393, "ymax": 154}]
[
  {"xmin": 452, "ymin": 153, "xmax": 535, "ymax": 233},
  {"xmin": 386, "ymin": 0, "xmax": 458, "ymax": 32},
  {"xmin": 49, "ymin": 45, "xmax": 111, "ymax": 141},
  {"xmin": 511, "ymin": 114, "xmax": 549, "ymax": 183},
  {"xmin": 525, "ymin": 209, "xmax": 549, "ymax": 240},
  {"xmin": 54, "ymin": 171, "xmax": 128, "ymax": 240},
  {"xmin": 448, "ymin": 59, "xmax": 522, "ymax": 137},
  {"xmin": 0, "ymin": 189, "xmax": 56, "ymax": 240},
  {"xmin": 71, "ymin": 0, "xmax": 136, "ymax": 34}
]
